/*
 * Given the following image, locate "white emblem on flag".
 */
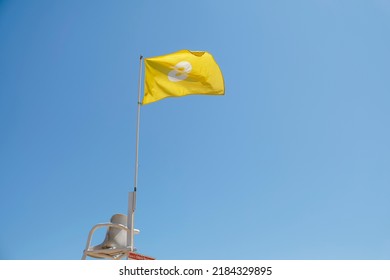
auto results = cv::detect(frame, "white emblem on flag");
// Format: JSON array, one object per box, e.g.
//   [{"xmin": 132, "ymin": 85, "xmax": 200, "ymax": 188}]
[{"xmin": 168, "ymin": 61, "xmax": 192, "ymax": 82}]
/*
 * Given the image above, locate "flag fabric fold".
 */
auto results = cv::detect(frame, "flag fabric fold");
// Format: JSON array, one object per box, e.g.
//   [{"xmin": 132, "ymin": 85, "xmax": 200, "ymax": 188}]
[{"xmin": 142, "ymin": 50, "xmax": 224, "ymax": 105}]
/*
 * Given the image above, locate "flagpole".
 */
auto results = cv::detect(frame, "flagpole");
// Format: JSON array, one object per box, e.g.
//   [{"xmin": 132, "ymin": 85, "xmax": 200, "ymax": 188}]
[{"xmin": 128, "ymin": 55, "xmax": 143, "ymax": 253}]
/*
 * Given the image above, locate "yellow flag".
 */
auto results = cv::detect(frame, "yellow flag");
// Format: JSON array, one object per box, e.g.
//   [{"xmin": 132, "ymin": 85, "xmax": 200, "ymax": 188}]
[{"xmin": 142, "ymin": 50, "xmax": 224, "ymax": 105}]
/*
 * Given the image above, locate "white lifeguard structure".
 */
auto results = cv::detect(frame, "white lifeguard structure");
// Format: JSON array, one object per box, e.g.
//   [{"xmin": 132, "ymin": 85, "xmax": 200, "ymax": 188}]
[{"xmin": 82, "ymin": 213, "xmax": 140, "ymax": 260}]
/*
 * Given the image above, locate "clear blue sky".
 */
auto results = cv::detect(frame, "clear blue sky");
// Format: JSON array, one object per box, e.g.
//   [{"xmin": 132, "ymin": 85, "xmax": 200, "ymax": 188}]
[{"xmin": 1, "ymin": 0, "xmax": 390, "ymax": 260}]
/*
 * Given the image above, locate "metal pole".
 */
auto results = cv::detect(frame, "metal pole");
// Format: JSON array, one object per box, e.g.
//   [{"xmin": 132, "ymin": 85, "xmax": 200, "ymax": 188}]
[
  {"xmin": 134, "ymin": 55, "xmax": 143, "ymax": 193},
  {"xmin": 127, "ymin": 55, "xmax": 143, "ymax": 253}
]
